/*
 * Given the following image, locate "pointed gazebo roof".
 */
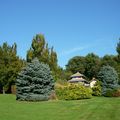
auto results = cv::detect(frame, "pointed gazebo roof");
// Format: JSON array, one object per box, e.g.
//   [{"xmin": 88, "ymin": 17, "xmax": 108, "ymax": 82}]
[
  {"xmin": 68, "ymin": 72, "xmax": 89, "ymax": 84},
  {"xmin": 71, "ymin": 72, "xmax": 84, "ymax": 78}
]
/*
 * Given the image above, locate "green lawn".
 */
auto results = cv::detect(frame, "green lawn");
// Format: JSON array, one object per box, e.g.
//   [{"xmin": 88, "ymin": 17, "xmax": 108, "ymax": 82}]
[{"xmin": 0, "ymin": 95, "xmax": 120, "ymax": 120}]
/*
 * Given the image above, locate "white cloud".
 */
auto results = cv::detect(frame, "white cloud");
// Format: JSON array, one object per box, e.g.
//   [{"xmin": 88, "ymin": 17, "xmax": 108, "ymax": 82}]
[{"xmin": 59, "ymin": 45, "xmax": 89, "ymax": 57}]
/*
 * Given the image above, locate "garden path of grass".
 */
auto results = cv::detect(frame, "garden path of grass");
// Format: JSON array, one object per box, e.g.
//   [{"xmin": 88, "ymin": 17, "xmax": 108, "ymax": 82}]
[{"xmin": 0, "ymin": 95, "xmax": 120, "ymax": 120}]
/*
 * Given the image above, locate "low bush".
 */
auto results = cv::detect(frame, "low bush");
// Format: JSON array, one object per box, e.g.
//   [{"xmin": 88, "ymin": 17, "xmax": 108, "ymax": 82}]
[
  {"xmin": 103, "ymin": 86, "xmax": 120, "ymax": 97},
  {"xmin": 92, "ymin": 86, "xmax": 101, "ymax": 96},
  {"xmin": 104, "ymin": 89, "xmax": 114, "ymax": 97},
  {"xmin": 112, "ymin": 88, "xmax": 120, "ymax": 97},
  {"xmin": 92, "ymin": 81, "xmax": 102, "ymax": 96},
  {"xmin": 55, "ymin": 83, "xmax": 92, "ymax": 100}
]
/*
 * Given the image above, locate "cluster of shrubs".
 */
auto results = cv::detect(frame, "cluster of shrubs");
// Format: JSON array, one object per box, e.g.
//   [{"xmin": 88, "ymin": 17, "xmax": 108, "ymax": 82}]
[
  {"xmin": 55, "ymin": 83, "xmax": 92, "ymax": 100},
  {"xmin": 16, "ymin": 57, "xmax": 120, "ymax": 102}
]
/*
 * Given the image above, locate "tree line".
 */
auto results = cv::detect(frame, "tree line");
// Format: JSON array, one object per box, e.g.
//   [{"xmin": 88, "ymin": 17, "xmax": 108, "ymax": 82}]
[
  {"xmin": 0, "ymin": 34, "xmax": 120, "ymax": 93},
  {"xmin": 65, "ymin": 40, "xmax": 120, "ymax": 83},
  {"xmin": 0, "ymin": 34, "xmax": 59, "ymax": 93}
]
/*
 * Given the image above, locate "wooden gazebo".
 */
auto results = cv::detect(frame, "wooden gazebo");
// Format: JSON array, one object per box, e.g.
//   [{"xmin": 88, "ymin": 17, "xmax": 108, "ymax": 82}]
[{"xmin": 68, "ymin": 72, "xmax": 89, "ymax": 86}]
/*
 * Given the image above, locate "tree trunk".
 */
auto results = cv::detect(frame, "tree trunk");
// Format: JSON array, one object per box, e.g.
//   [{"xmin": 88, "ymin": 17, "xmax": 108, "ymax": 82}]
[{"xmin": 2, "ymin": 86, "xmax": 5, "ymax": 94}]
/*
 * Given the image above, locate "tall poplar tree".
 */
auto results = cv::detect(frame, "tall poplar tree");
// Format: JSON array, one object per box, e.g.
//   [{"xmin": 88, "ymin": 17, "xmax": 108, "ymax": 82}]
[{"xmin": 27, "ymin": 34, "xmax": 59, "ymax": 80}]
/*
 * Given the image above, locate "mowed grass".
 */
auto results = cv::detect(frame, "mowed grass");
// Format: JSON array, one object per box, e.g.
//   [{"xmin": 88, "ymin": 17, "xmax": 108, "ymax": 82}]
[{"xmin": 0, "ymin": 95, "xmax": 120, "ymax": 120}]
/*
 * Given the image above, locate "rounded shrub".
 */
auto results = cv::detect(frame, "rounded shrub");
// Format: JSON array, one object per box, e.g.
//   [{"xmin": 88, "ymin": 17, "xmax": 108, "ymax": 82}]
[
  {"xmin": 55, "ymin": 83, "xmax": 92, "ymax": 100},
  {"xmin": 16, "ymin": 58, "xmax": 54, "ymax": 101}
]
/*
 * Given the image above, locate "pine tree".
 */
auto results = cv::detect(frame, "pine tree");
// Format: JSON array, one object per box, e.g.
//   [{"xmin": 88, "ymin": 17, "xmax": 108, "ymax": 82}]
[
  {"xmin": 16, "ymin": 58, "xmax": 54, "ymax": 101},
  {"xmin": 98, "ymin": 65, "xmax": 119, "ymax": 96}
]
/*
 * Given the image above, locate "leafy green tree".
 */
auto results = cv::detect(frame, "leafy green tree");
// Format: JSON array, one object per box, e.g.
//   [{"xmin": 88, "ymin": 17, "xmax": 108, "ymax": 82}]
[
  {"xmin": 101, "ymin": 55, "xmax": 120, "ymax": 84},
  {"xmin": 66, "ymin": 56, "xmax": 86, "ymax": 74},
  {"xmin": 98, "ymin": 65, "xmax": 119, "ymax": 96},
  {"xmin": 115, "ymin": 64, "xmax": 120, "ymax": 84},
  {"xmin": 0, "ymin": 42, "xmax": 24, "ymax": 93},
  {"xmin": 85, "ymin": 53, "xmax": 101, "ymax": 79},
  {"xmin": 65, "ymin": 53, "xmax": 101, "ymax": 80},
  {"xmin": 101, "ymin": 55, "xmax": 117, "ymax": 68},
  {"xmin": 16, "ymin": 58, "xmax": 54, "ymax": 101},
  {"xmin": 27, "ymin": 34, "xmax": 45, "ymax": 62},
  {"xmin": 27, "ymin": 34, "xmax": 59, "ymax": 80},
  {"xmin": 115, "ymin": 39, "xmax": 120, "ymax": 84},
  {"xmin": 116, "ymin": 38, "xmax": 120, "ymax": 60},
  {"xmin": 55, "ymin": 68, "xmax": 72, "ymax": 83},
  {"xmin": 62, "ymin": 70, "xmax": 73, "ymax": 81},
  {"xmin": 49, "ymin": 47, "xmax": 58, "ymax": 72}
]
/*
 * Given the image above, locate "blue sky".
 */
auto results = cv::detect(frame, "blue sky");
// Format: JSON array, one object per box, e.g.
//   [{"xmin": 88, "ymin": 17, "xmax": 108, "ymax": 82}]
[{"xmin": 0, "ymin": 0, "xmax": 120, "ymax": 67}]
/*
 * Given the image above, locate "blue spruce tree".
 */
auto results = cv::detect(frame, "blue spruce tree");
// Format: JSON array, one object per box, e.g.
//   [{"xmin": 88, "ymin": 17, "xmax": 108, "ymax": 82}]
[
  {"xmin": 98, "ymin": 65, "xmax": 119, "ymax": 96},
  {"xmin": 16, "ymin": 58, "xmax": 54, "ymax": 101}
]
